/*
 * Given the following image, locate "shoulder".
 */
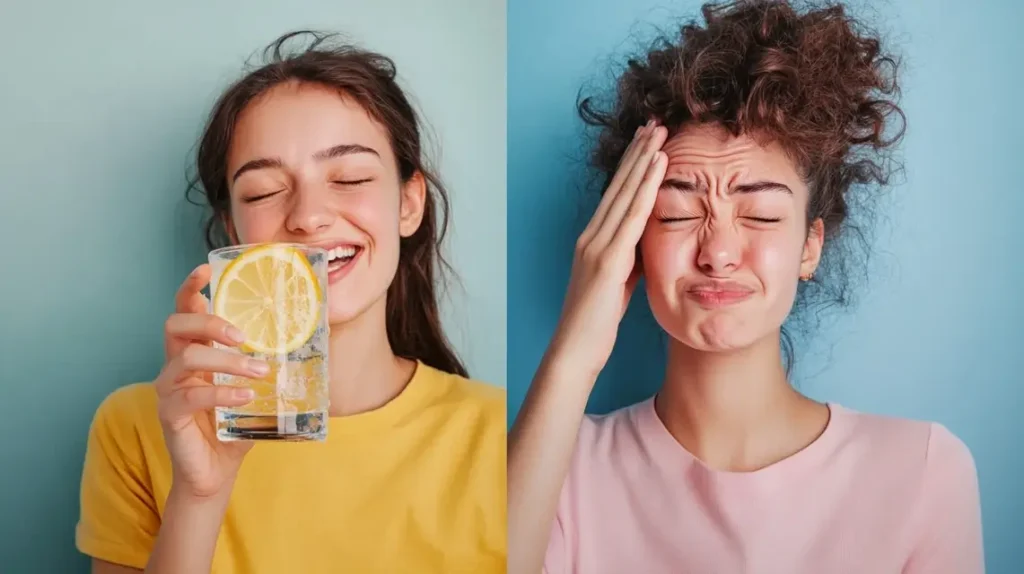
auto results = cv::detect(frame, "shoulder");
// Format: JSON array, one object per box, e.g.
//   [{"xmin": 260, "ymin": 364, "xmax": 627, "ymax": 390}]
[
  {"xmin": 97, "ymin": 381, "xmax": 159, "ymax": 412},
  {"xmin": 78, "ymin": 384, "xmax": 166, "ymax": 568},
  {"xmin": 573, "ymin": 399, "xmax": 651, "ymax": 458},
  {"xmin": 580, "ymin": 400, "xmax": 644, "ymax": 434},
  {"xmin": 837, "ymin": 405, "xmax": 977, "ymax": 474},
  {"xmin": 83, "ymin": 382, "xmax": 166, "ymax": 478},
  {"xmin": 88, "ymin": 382, "xmax": 161, "ymax": 448},
  {"xmin": 420, "ymin": 362, "xmax": 506, "ymax": 423},
  {"xmin": 834, "ymin": 405, "xmax": 980, "ymax": 515},
  {"xmin": 837, "ymin": 407, "xmax": 985, "ymax": 569},
  {"xmin": 439, "ymin": 370, "xmax": 506, "ymax": 408},
  {"xmin": 917, "ymin": 421, "xmax": 979, "ymax": 499},
  {"xmin": 838, "ymin": 405, "xmax": 933, "ymax": 451},
  {"xmin": 921, "ymin": 422, "xmax": 977, "ymax": 473}
]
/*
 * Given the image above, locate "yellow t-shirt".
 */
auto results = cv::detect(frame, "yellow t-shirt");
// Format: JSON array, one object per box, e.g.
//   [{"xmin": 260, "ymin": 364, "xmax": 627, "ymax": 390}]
[{"xmin": 76, "ymin": 361, "xmax": 507, "ymax": 573}]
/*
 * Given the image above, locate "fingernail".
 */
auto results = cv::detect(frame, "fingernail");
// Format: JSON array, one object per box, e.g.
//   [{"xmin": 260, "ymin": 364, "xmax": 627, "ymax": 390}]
[
  {"xmin": 247, "ymin": 359, "xmax": 271, "ymax": 376},
  {"xmin": 226, "ymin": 326, "xmax": 246, "ymax": 344},
  {"xmin": 234, "ymin": 388, "xmax": 255, "ymax": 401}
]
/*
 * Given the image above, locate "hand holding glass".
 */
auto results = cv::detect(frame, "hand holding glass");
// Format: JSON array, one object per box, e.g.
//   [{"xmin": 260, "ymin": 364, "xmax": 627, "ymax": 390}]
[{"xmin": 208, "ymin": 243, "xmax": 330, "ymax": 441}]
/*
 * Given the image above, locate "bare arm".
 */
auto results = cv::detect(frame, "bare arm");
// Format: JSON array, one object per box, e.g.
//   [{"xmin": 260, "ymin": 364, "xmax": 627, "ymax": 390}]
[
  {"xmin": 87, "ymin": 478, "xmax": 234, "ymax": 574},
  {"xmin": 507, "ymin": 354, "xmax": 598, "ymax": 574},
  {"xmin": 507, "ymin": 122, "xmax": 668, "ymax": 574},
  {"xmin": 141, "ymin": 487, "xmax": 234, "ymax": 574},
  {"xmin": 85, "ymin": 266, "xmax": 255, "ymax": 574}
]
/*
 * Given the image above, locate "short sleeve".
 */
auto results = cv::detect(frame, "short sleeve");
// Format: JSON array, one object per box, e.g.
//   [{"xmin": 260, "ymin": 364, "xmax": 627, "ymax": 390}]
[
  {"xmin": 543, "ymin": 439, "xmax": 582, "ymax": 574},
  {"xmin": 542, "ymin": 512, "xmax": 567, "ymax": 574},
  {"xmin": 904, "ymin": 423, "xmax": 985, "ymax": 574},
  {"xmin": 75, "ymin": 386, "xmax": 160, "ymax": 569}
]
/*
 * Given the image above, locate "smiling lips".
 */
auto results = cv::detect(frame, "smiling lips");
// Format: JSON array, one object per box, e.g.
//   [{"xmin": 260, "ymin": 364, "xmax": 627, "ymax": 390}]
[
  {"xmin": 327, "ymin": 245, "xmax": 358, "ymax": 266},
  {"xmin": 304, "ymin": 240, "xmax": 364, "ymax": 285},
  {"xmin": 685, "ymin": 281, "xmax": 755, "ymax": 307}
]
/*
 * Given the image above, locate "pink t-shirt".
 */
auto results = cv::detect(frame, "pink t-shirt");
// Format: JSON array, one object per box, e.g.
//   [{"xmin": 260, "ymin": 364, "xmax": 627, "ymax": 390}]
[{"xmin": 543, "ymin": 398, "xmax": 984, "ymax": 574}]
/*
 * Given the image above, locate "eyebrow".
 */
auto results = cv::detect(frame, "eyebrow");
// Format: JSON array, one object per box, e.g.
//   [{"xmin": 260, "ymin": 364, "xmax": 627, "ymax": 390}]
[
  {"xmin": 660, "ymin": 178, "xmax": 792, "ymax": 194},
  {"xmin": 231, "ymin": 143, "xmax": 381, "ymax": 183}
]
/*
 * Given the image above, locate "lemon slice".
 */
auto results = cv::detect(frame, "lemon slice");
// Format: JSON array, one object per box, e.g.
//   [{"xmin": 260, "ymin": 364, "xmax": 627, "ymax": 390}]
[{"xmin": 212, "ymin": 244, "xmax": 322, "ymax": 355}]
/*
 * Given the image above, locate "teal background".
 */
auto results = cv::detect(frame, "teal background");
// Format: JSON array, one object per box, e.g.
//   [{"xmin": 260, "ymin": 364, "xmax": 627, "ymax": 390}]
[
  {"xmin": 0, "ymin": 0, "xmax": 505, "ymax": 570},
  {"xmin": 508, "ymin": 0, "xmax": 1022, "ymax": 571}
]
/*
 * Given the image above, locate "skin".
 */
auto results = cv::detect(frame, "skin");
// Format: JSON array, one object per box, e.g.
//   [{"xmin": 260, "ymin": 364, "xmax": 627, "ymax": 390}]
[
  {"xmin": 643, "ymin": 123, "xmax": 819, "ymax": 352},
  {"xmin": 508, "ymin": 121, "xmax": 830, "ymax": 574},
  {"xmin": 94, "ymin": 80, "xmax": 427, "ymax": 574},
  {"xmin": 642, "ymin": 123, "xmax": 829, "ymax": 473}
]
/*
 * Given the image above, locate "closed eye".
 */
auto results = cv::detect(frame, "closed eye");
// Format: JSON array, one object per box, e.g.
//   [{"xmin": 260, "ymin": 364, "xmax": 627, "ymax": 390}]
[
  {"xmin": 657, "ymin": 216, "xmax": 701, "ymax": 223},
  {"xmin": 743, "ymin": 217, "xmax": 782, "ymax": 223},
  {"xmin": 332, "ymin": 178, "xmax": 374, "ymax": 186},
  {"xmin": 243, "ymin": 190, "xmax": 284, "ymax": 203}
]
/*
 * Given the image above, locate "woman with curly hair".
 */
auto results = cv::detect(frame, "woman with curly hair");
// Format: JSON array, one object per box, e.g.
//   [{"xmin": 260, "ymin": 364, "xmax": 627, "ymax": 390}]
[{"xmin": 508, "ymin": 1, "xmax": 983, "ymax": 573}]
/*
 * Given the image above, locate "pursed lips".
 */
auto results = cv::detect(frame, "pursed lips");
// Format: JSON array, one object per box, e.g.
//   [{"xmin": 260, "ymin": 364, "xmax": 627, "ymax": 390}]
[{"xmin": 684, "ymin": 281, "xmax": 755, "ymax": 306}]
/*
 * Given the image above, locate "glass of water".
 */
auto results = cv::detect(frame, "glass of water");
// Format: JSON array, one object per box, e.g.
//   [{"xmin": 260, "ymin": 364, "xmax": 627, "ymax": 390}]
[{"xmin": 207, "ymin": 243, "xmax": 329, "ymax": 441}]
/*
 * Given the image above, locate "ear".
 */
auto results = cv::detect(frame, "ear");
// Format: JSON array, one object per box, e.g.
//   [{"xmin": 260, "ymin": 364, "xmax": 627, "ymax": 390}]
[
  {"xmin": 399, "ymin": 171, "xmax": 427, "ymax": 237},
  {"xmin": 800, "ymin": 218, "xmax": 824, "ymax": 279}
]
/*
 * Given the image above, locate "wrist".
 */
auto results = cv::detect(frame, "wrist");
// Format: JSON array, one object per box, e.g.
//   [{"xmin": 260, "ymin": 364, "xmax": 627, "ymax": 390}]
[
  {"xmin": 149, "ymin": 478, "xmax": 233, "ymax": 574},
  {"xmin": 167, "ymin": 478, "xmax": 236, "ymax": 509},
  {"xmin": 544, "ymin": 331, "xmax": 604, "ymax": 382},
  {"xmin": 538, "ymin": 345, "xmax": 600, "ymax": 393}
]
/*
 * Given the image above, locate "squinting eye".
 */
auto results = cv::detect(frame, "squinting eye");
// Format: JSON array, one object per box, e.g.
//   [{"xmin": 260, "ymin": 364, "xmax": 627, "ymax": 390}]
[{"xmin": 242, "ymin": 190, "xmax": 283, "ymax": 203}]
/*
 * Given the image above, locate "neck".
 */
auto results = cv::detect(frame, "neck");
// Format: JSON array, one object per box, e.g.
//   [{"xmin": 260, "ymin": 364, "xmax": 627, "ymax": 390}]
[
  {"xmin": 656, "ymin": 331, "xmax": 827, "ymax": 472},
  {"xmin": 325, "ymin": 295, "xmax": 415, "ymax": 417}
]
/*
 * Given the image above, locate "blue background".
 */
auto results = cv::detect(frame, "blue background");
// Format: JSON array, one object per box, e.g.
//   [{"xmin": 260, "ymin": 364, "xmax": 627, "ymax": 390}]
[
  {"xmin": 508, "ymin": 0, "xmax": 1023, "ymax": 570},
  {"xmin": 0, "ymin": 0, "xmax": 505, "ymax": 571}
]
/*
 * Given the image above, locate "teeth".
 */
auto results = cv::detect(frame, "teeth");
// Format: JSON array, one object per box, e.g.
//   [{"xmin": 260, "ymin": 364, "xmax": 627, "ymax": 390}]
[{"xmin": 327, "ymin": 246, "xmax": 358, "ymax": 262}]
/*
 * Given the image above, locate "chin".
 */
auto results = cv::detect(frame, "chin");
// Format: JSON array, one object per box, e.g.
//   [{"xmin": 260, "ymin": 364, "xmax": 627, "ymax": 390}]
[
  {"xmin": 326, "ymin": 308, "xmax": 357, "ymax": 326},
  {"xmin": 325, "ymin": 283, "xmax": 389, "ymax": 326},
  {"xmin": 655, "ymin": 308, "xmax": 763, "ymax": 353},
  {"xmin": 685, "ymin": 324, "xmax": 757, "ymax": 352},
  {"xmin": 326, "ymin": 299, "xmax": 373, "ymax": 325}
]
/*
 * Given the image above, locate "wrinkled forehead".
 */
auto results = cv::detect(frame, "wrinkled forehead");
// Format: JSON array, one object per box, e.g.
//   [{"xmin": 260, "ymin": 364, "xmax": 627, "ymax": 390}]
[{"xmin": 661, "ymin": 123, "xmax": 806, "ymax": 193}]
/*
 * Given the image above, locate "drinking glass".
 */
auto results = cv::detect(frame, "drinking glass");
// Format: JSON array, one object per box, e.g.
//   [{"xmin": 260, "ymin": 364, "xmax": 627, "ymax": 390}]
[{"xmin": 207, "ymin": 243, "xmax": 329, "ymax": 441}]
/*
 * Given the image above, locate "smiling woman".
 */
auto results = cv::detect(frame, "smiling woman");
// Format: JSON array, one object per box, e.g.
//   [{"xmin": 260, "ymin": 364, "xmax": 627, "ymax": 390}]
[{"xmin": 74, "ymin": 31, "xmax": 505, "ymax": 574}]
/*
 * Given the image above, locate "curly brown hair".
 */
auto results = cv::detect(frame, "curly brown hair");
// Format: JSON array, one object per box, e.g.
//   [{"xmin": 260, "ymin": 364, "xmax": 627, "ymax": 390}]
[{"xmin": 578, "ymin": 0, "xmax": 906, "ymax": 360}]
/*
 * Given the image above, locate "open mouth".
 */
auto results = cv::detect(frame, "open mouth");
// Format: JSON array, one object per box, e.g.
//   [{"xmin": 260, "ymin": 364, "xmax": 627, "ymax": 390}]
[{"xmin": 326, "ymin": 245, "xmax": 362, "ymax": 278}]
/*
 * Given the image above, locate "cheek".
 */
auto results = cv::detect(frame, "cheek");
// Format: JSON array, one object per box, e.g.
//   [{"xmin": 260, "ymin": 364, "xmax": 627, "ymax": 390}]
[
  {"xmin": 640, "ymin": 228, "xmax": 691, "ymax": 287},
  {"xmin": 323, "ymin": 185, "xmax": 404, "ymax": 244},
  {"xmin": 343, "ymin": 193, "xmax": 397, "ymax": 236},
  {"xmin": 746, "ymin": 231, "xmax": 802, "ymax": 292},
  {"xmin": 230, "ymin": 205, "xmax": 286, "ymax": 243}
]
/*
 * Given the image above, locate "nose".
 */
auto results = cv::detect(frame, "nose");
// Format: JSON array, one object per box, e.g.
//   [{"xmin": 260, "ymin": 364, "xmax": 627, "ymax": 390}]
[
  {"xmin": 696, "ymin": 219, "xmax": 741, "ymax": 275},
  {"xmin": 284, "ymin": 184, "xmax": 333, "ymax": 236}
]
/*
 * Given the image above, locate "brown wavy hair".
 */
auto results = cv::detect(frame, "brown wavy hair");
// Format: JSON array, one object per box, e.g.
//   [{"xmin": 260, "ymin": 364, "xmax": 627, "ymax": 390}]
[
  {"xmin": 186, "ymin": 31, "xmax": 467, "ymax": 377},
  {"xmin": 578, "ymin": 0, "xmax": 906, "ymax": 363}
]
